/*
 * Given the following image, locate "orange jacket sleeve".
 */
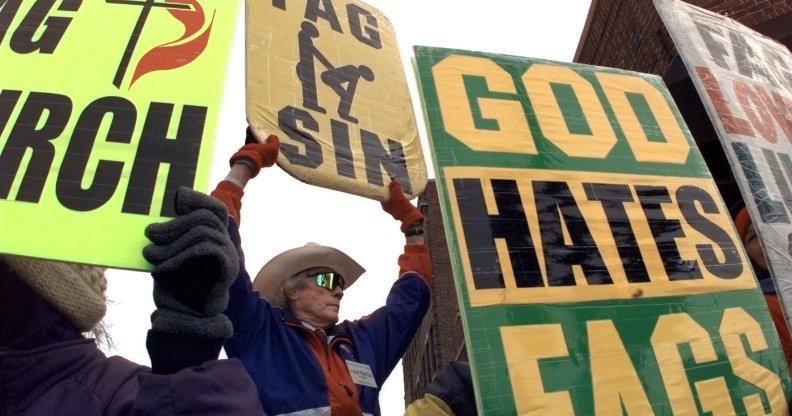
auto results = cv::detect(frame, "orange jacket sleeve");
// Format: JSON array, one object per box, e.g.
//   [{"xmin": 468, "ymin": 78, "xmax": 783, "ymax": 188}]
[
  {"xmin": 398, "ymin": 244, "xmax": 432, "ymax": 286},
  {"xmin": 210, "ymin": 181, "xmax": 244, "ymax": 225}
]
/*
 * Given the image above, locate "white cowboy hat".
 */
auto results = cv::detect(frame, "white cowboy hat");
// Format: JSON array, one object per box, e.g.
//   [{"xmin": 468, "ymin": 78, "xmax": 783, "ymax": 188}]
[{"xmin": 253, "ymin": 243, "xmax": 365, "ymax": 307}]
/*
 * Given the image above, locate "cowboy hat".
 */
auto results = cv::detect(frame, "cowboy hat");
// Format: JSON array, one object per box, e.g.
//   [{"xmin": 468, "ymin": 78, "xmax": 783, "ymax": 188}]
[{"xmin": 253, "ymin": 243, "xmax": 365, "ymax": 307}]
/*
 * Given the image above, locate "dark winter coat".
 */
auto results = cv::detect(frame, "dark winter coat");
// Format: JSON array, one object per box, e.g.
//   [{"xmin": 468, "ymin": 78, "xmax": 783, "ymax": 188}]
[{"xmin": 0, "ymin": 274, "xmax": 264, "ymax": 416}]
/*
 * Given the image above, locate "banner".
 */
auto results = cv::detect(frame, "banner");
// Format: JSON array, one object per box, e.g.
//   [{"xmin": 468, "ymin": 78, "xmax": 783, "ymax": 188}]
[
  {"xmin": 414, "ymin": 45, "xmax": 790, "ymax": 415},
  {"xmin": 246, "ymin": 0, "xmax": 427, "ymax": 200},
  {"xmin": 0, "ymin": 0, "xmax": 239, "ymax": 270},
  {"xmin": 655, "ymin": 0, "xmax": 792, "ymax": 340}
]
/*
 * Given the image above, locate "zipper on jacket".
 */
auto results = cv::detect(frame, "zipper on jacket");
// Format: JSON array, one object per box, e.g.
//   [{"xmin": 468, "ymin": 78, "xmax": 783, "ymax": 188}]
[{"xmin": 339, "ymin": 382, "xmax": 354, "ymax": 397}]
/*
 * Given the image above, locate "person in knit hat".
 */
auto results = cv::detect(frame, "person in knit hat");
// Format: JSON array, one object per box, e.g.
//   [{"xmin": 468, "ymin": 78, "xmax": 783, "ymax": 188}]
[
  {"xmin": 732, "ymin": 201, "xmax": 792, "ymax": 374},
  {"xmin": 1, "ymin": 190, "xmax": 266, "ymax": 416}
]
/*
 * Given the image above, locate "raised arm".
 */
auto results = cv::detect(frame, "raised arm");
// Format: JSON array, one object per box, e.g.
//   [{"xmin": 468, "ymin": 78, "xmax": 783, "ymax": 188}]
[
  {"xmin": 142, "ymin": 187, "xmax": 239, "ymax": 374},
  {"xmin": 381, "ymin": 179, "xmax": 432, "ymax": 284},
  {"xmin": 211, "ymin": 127, "xmax": 280, "ymax": 225}
]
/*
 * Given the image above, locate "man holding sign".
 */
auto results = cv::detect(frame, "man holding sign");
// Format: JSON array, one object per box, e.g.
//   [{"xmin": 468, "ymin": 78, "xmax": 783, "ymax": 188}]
[{"xmin": 193, "ymin": 131, "xmax": 431, "ymax": 415}]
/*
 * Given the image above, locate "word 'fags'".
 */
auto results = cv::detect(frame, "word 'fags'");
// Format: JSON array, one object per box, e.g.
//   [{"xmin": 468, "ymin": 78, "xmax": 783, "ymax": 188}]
[{"xmin": 502, "ymin": 308, "xmax": 785, "ymax": 415}]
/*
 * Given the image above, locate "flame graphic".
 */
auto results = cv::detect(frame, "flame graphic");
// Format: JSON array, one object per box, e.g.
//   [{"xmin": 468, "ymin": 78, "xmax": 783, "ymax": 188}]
[{"xmin": 129, "ymin": 0, "xmax": 214, "ymax": 87}]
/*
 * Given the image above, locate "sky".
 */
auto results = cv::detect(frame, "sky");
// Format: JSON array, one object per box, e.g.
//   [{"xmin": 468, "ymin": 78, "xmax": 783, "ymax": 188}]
[{"xmin": 104, "ymin": 1, "xmax": 593, "ymax": 414}]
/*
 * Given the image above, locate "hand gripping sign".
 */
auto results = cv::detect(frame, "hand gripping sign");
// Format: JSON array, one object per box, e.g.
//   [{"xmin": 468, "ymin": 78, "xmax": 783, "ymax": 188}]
[
  {"xmin": 246, "ymin": 0, "xmax": 427, "ymax": 201},
  {"xmin": 0, "ymin": 0, "xmax": 238, "ymax": 270}
]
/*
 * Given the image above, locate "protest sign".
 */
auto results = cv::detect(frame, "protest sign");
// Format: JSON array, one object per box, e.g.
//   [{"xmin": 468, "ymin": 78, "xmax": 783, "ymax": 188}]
[
  {"xmin": 246, "ymin": 0, "xmax": 427, "ymax": 200},
  {"xmin": 655, "ymin": 0, "xmax": 792, "ymax": 338},
  {"xmin": 415, "ymin": 45, "xmax": 790, "ymax": 414},
  {"xmin": 0, "ymin": 0, "xmax": 239, "ymax": 270}
]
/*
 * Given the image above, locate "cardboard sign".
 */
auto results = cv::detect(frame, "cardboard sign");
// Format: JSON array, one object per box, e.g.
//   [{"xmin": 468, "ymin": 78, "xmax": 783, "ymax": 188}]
[
  {"xmin": 655, "ymin": 0, "xmax": 792, "ymax": 342},
  {"xmin": 0, "ymin": 0, "xmax": 239, "ymax": 270},
  {"xmin": 246, "ymin": 0, "xmax": 427, "ymax": 200},
  {"xmin": 414, "ymin": 46, "xmax": 790, "ymax": 415}
]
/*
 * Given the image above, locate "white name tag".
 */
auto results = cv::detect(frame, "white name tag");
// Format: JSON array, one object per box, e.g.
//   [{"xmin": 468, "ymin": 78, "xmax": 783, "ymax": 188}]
[{"xmin": 346, "ymin": 360, "xmax": 377, "ymax": 388}]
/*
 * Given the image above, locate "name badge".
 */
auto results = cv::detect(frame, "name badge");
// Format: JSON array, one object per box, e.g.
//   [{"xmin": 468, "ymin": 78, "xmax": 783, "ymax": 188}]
[{"xmin": 346, "ymin": 360, "xmax": 378, "ymax": 388}]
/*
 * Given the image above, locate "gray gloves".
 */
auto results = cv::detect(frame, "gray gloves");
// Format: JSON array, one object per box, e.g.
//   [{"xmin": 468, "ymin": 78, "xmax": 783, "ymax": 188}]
[{"xmin": 143, "ymin": 187, "xmax": 239, "ymax": 339}]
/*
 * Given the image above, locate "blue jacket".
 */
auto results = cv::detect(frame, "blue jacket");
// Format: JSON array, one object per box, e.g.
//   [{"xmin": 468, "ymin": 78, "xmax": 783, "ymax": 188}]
[{"xmin": 223, "ymin": 223, "xmax": 431, "ymax": 416}]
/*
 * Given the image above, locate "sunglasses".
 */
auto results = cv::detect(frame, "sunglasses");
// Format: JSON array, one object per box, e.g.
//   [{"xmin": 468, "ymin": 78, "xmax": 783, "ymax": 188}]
[{"xmin": 307, "ymin": 271, "xmax": 345, "ymax": 291}]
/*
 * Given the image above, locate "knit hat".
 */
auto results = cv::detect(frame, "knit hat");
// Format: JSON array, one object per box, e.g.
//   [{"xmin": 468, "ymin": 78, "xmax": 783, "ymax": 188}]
[
  {"xmin": 1, "ymin": 255, "xmax": 107, "ymax": 331},
  {"xmin": 253, "ymin": 243, "xmax": 364, "ymax": 308}
]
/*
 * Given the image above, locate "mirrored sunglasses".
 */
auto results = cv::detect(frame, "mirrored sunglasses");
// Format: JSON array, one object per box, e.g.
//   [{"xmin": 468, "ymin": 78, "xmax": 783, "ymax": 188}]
[{"xmin": 307, "ymin": 271, "xmax": 345, "ymax": 291}]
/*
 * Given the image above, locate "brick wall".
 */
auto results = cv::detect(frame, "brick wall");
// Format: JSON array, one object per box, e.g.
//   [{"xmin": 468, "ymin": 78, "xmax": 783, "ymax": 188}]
[
  {"xmin": 575, "ymin": 0, "xmax": 792, "ymax": 76},
  {"xmin": 574, "ymin": 0, "xmax": 792, "ymax": 207},
  {"xmin": 401, "ymin": 180, "xmax": 467, "ymax": 405}
]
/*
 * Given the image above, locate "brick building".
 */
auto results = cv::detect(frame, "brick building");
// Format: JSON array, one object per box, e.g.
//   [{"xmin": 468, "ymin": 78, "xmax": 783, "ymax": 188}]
[
  {"xmin": 401, "ymin": 0, "xmax": 792, "ymax": 408},
  {"xmin": 401, "ymin": 180, "xmax": 467, "ymax": 405},
  {"xmin": 575, "ymin": 0, "xmax": 792, "ymax": 207}
]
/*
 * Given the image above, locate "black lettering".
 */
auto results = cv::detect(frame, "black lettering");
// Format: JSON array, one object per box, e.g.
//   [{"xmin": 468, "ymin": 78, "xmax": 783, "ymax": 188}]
[
  {"xmin": 331, "ymin": 119, "xmax": 354, "ymax": 178},
  {"xmin": 583, "ymin": 183, "xmax": 650, "ymax": 283},
  {"xmin": 535, "ymin": 181, "xmax": 610, "ymax": 286},
  {"xmin": 765, "ymin": 49, "xmax": 792, "ymax": 91},
  {"xmin": 346, "ymin": 4, "xmax": 381, "ymax": 49},
  {"xmin": 764, "ymin": 148, "xmax": 792, "ymax": 218},
  {"xmin": 11, "ymin": 0, "xmax": 81, "ymax": 54},
  {"xmin": 305, "ymin": 0, "xmax": 341, "ymax": 33},
  {"xmin": 360, "ymin": 129, "xmax": 409, "ymax": 193},
  {"xmin": 56, "ymin": 97, "xmax": 134, "ymax": 211},
  {"xmin": 277, "ymin": 105, "xmax": 322, "ymax": 168},
  {"xmin": 676, "ymin": 185, "xmax": 742, "ymax": 279},
  {"xmin": 0, "ymin": 91, "xmax": 71, "ymax": 202},
  {"xmin": 272, "ymin": 0, "xmax": 285, "ymax": 11},
  {"xmin": 0, "ymin": 0, "xmax": 23, "ymax": 45},
  {"xmin": 0, "ymin": 89, "xmax": 21, "ymax": 136},
  {"xmin": 693, "ymin": 20, "xmax": 730, "ymax": 70},
  {"xmin": 732, "ymin": 141, "xmax": 789, "ymax": 224},
  {"xmin": 122, "ymin": 103, "xmax": 205, "ymax": 216},
  {"xmin": 729, "ymin": 30, "xmax": 773, "ymax": 86},
  {"xmin": 454, "ymin": 178, "xmax": 542, "ymax": 289},
  {"xmin": 636, "ymin": 185, "xmax": 701, "ymax": 280}
]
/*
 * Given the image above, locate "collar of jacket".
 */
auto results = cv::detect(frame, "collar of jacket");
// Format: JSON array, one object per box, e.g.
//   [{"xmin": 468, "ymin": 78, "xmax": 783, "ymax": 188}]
[{"xmin": 281, "ymin": 310, "xmax": 352, "ymax": 343}]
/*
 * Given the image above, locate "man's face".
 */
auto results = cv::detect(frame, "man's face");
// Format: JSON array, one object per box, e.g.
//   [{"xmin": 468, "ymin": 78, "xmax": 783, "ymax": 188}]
[{"xmin": 288, "ymin": 267, "xmax": 344, "ymax": 329}]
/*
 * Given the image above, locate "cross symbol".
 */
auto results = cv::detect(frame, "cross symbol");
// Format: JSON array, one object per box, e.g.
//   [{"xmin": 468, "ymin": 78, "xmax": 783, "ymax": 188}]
[{"xmin": 106, "ymin": 0, "xmax": 194, "ymax": 88}]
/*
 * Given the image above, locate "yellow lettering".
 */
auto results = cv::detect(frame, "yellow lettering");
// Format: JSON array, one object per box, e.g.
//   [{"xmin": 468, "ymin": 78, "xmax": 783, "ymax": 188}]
[
  {"xmin": 596, "ymin": 72, "xmax": 690, "ymax": 164},
  {"xmin": 694, "ymin": 378, "xmax": 735, "ymax": 416},
  {"xmin": 522, "ymin": 64, "xmax": 616, "ymax": 158},
  {"xmin": 433, "ymin": 55, "xmax": 535, "ymax": 154},
  {"xmin": 721, "ymin": 307, "xmax": 787, "ymax": 415},
  {"xmin": 501, "ymin": 324, "xmax": 574, "ymax": 415},
  {"xmin": 651, "ymin": 313, "xmax": 719, "ymax": 415},
  {"xmin": 588, "ymin": 320, "xmax": 654, "ymax": 415}
]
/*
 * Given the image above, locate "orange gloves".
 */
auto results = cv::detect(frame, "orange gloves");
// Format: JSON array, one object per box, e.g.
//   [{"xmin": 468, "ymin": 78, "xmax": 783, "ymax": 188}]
[
  {"xmin": 381, "ymin": 180, "xmax": 432, "ymax": 284},
  {"xmin": 381, "ymin": 180, "xmax": 423, "ymax": 232},
  {"xmin": 398, "ymin": 244, "xmax": 432, "ymax": 285},
  {"xmin": 229, "ymin": 133, "xmax": 280, "ymax": 178}
]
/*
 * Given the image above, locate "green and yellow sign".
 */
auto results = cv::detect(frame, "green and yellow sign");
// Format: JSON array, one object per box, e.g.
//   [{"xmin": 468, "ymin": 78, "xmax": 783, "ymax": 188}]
[
  {"xmin": 246, "ymin": 0, "xmax": 427, "ymax": 200},
  {"xmin": 0, "ymin": 0, "xmax": 239, "ymax": 270},
  {"xmin": 415, "ymin": 46, "xmax": 791, "ymax": 415}
]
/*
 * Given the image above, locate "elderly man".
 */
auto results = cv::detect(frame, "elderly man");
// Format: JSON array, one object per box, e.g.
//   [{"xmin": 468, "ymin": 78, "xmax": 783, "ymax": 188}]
[{"xmin": 209, "ymin": 131, "xmax": 431, "ymax": 415}]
